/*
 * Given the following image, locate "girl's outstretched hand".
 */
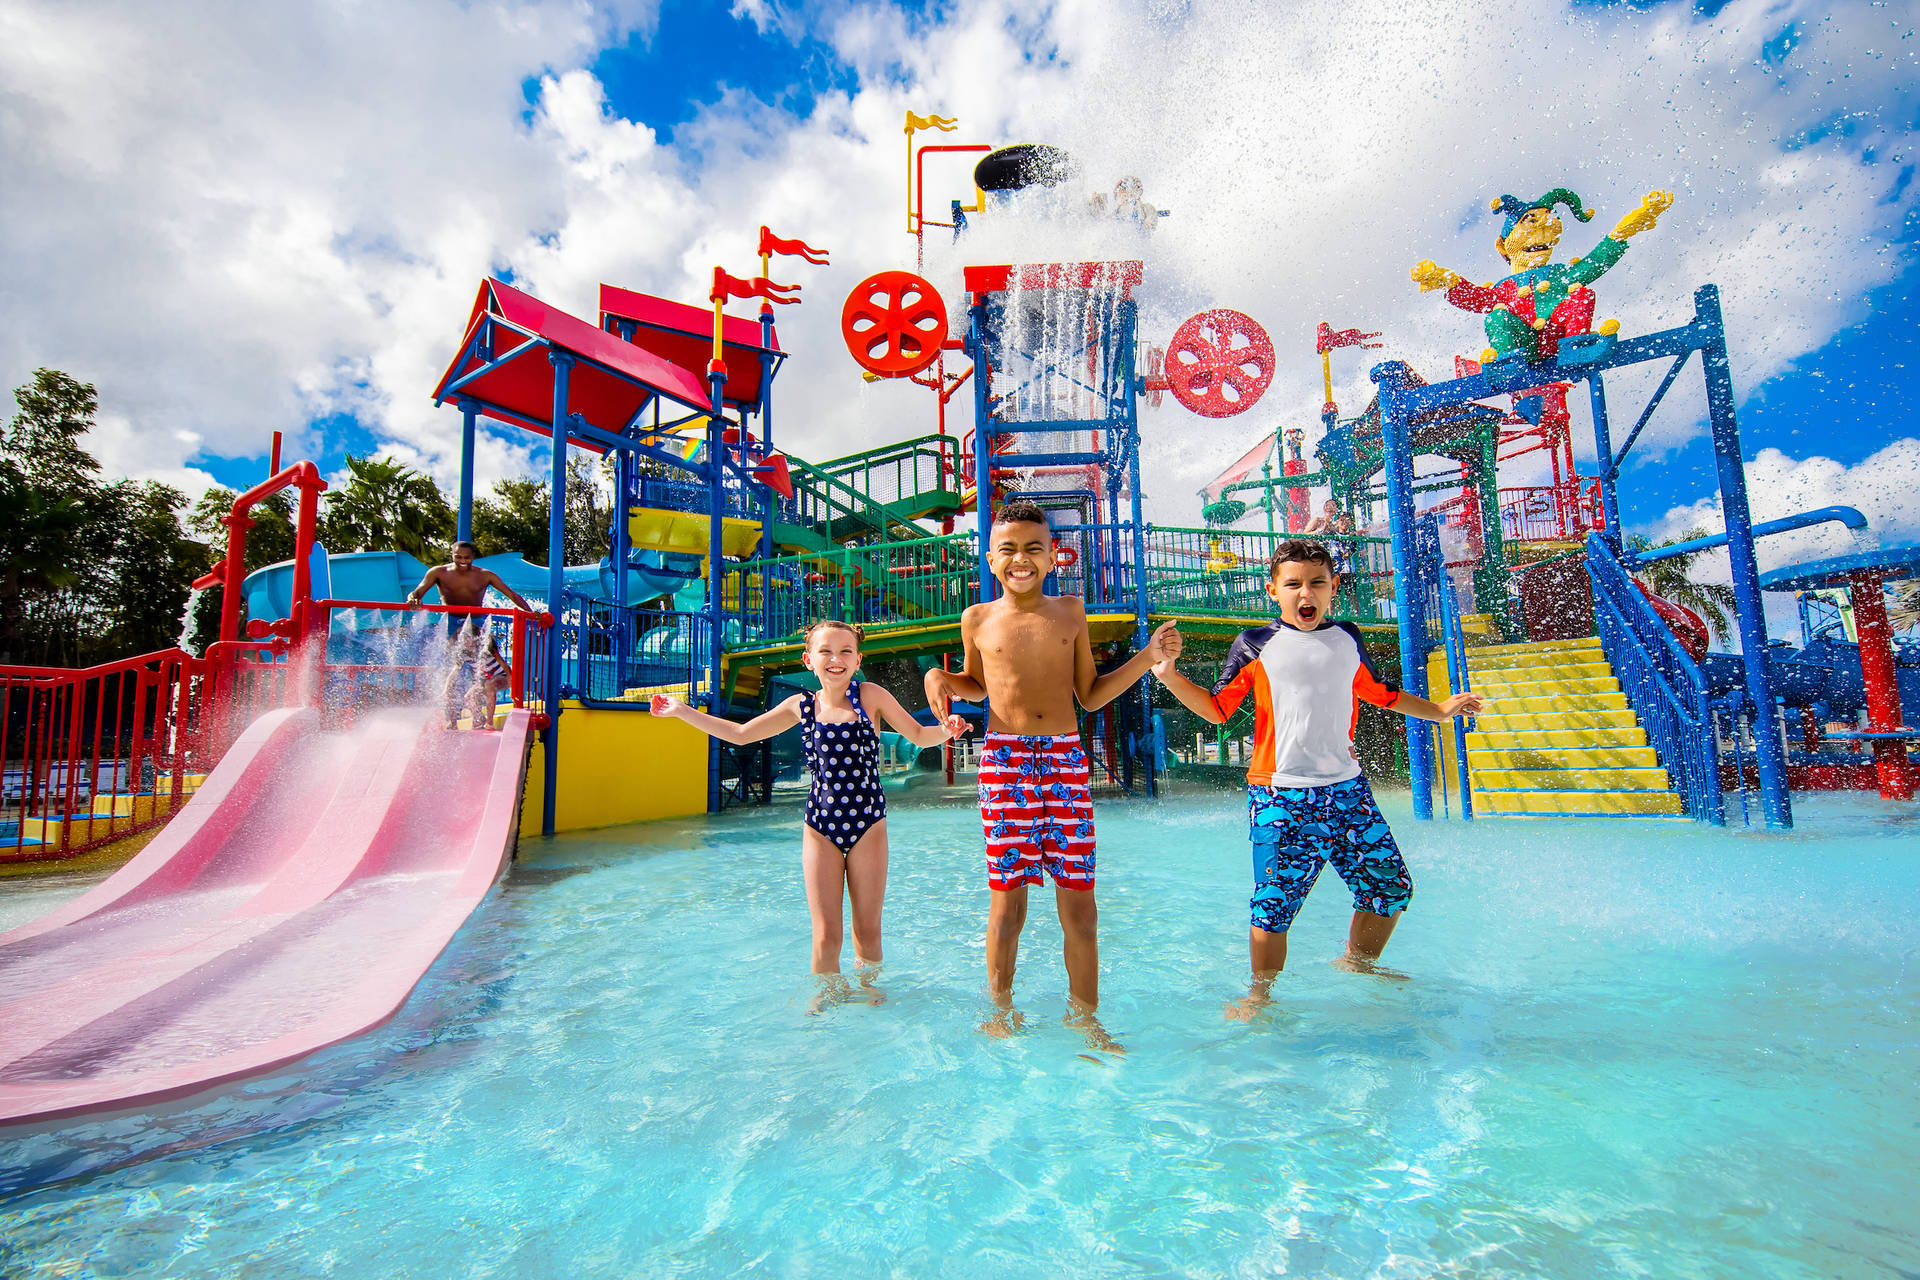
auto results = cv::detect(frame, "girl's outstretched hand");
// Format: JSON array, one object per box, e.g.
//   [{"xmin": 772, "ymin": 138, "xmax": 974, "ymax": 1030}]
[
  {"xmin": 943, "ymin": 713, "xmax": 972, "ymax": 740},
  {"xmin": 650, "ymin": 694, "xmax": 685, "ymax": 717},
  {"xmin": 1437, "ymin": 691, "xmax": 1485, "ymax": 718}
]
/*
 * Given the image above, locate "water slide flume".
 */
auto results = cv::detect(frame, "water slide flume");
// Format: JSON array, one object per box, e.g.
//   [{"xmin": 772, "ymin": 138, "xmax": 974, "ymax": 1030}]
[{"xmin": 0, "ymin": 705, "xmax": 532, "ymax": 1125}]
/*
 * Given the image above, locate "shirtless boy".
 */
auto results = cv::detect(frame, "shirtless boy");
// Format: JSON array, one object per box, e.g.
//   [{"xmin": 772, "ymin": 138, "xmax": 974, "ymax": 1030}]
[
  {"xmin": 406, "ymin": 542, "xmax": 535, "ymax": 626},
  {"xmin": 924, "ymin": 502, "xmax": 1180, "ymax": 1032}
]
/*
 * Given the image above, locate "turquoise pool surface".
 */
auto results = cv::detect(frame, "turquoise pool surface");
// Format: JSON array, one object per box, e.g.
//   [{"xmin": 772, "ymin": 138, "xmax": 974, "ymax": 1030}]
[{"xmin": 2, "ymin": 787, "xmax": 1916, "ymax": 1278}]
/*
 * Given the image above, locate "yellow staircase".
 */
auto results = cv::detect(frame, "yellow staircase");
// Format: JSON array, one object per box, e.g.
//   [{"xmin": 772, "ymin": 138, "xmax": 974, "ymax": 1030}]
[{"xmin": 1427, "ymin": 636, "xmax": 1684, "ymax": 817}]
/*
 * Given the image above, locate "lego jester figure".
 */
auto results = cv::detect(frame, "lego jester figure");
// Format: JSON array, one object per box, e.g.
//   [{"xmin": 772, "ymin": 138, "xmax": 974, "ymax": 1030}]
[{"xmin": 1411, "ymin": 187, "xmax": 1674, "ymax": 364}]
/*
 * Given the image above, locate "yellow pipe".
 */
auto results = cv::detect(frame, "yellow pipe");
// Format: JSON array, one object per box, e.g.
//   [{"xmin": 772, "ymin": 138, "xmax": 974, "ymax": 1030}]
[{"xmin": 1321, "ymin": 350, "xmax": 1333, "ymax": 407}]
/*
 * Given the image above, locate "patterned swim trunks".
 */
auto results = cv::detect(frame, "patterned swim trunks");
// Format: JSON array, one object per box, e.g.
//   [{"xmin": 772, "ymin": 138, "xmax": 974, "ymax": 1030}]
[
  {"xmin": 1247, "ymin": 776, "xmax": 1411, "ymax": 932},
  {"xmin": 977, "ymin": 732, "xmax": 1096, "ymax": 891}
]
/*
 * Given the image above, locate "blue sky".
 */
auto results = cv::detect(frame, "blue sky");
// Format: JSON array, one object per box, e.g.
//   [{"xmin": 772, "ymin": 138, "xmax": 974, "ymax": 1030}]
[{"xmin": 4, "ymin": 0, "xmax": 1916, "ymax": 575}]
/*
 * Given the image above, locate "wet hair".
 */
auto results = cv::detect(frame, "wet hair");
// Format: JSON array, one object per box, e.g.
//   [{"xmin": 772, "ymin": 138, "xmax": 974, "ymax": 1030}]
[
  {"xmin": 452, "ymin": 540, "xmax": 477, "ymax": 555},
  {"xmin": 991, "ymin": 500, "xmax": 1051, "ymax": 532},
  {"xmin": 1268, "ymin": 539, "xmax": 1337, "ymax": 576},
  {"xmin": 802, "ymin": 618, "xmax": 863, "ymax": 649}
]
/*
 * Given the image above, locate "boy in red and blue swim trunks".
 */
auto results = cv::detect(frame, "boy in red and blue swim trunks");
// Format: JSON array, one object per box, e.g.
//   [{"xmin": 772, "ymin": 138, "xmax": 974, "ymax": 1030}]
[
  {"xmin": 925, "ymin": 502, "xmax": 1180, "ymax": 1038},
  {"xmin": 1153, "ymin": 539, "xmax": 1482, "ymax": 1014}
]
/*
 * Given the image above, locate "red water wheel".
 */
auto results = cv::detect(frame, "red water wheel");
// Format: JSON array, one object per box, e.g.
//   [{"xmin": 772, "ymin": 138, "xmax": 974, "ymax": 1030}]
[
  {"xmin": 842, "ymin": 271, "xmax": 948, "ymax": 378},
  {"xmin": 1165, "ymin": 310, "xmax": 1274, "ymax": 417}
]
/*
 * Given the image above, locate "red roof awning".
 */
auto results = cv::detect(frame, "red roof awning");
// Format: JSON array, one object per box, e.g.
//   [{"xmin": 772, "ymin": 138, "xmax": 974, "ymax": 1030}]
[
  {"xmin": 963, "ymin": 260, "xmax": 1144, "ymax": 297},
  {"xmin": 599, "ymin": 284, "xmax": 782, "ymax": 410},
  {"xmin": 430, "ymin": 279, "xmax": 714, "ymax": 445}
]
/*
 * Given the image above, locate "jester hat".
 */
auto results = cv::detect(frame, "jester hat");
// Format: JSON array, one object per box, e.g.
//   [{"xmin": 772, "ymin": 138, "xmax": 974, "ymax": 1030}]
[{"xmin": 1490, "ymin": 188, "xmax": 1595, "ymax": 237}]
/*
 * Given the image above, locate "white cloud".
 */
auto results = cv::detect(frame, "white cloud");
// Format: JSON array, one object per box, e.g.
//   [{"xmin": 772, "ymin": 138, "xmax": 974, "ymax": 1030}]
[
  {"xmin": 1, "ymin": 0, "xmax": 1913, "ymax": 532},
  {"xmin": 1645, "ymin": 439, "xmax": 1920, "ymax": 638}
]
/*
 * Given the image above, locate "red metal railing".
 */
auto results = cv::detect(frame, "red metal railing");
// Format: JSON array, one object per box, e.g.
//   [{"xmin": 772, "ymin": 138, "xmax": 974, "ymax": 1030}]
[
  {"xmin": 1499, "ymin": 480, "xmax": 1602, "ymax": 543},
  {"xmin": 0, "ymin": 458, "xmax": 557, "ymax": 865},
  {"xmin": 0, "ymin": 640, "xmax": 286, "ymax": 863},
  {"xmin": 305, "ymin": 600, "xmax": 549, "ymax": 729}
]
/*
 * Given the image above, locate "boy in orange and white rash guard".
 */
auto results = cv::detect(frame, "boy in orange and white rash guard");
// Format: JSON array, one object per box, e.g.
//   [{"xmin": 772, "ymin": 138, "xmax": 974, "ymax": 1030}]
[{"xmin": 1153, "ymin": 539, "xmax": 1481, "ymax": 1012}]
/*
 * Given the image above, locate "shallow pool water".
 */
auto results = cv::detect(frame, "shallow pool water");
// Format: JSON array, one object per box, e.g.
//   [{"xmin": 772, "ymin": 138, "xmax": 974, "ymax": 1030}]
[{"xmin": 2, "ymin": 786, "xmax": 1917, "ymax": 1278}]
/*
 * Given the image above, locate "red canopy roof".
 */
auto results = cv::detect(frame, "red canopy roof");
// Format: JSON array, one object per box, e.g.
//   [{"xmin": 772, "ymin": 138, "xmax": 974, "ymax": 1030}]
[
  {"xmin": 963, "ymin": 260, "xmax": 1143, "ymax": 297},
  {"xmin": 599, "ymin": 284, "xmax": 782, "ymax": 410},
  {"xmin": 430, "ymin": 279, "xmax": 713, "ymax": 445}
]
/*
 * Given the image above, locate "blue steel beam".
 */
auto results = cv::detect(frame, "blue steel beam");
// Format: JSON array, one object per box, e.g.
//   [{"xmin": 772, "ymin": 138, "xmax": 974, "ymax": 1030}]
[
  {"xmin": 1371, "ymin": 361, "xmax": 1433, "ymax": 819},
  {"xmin": 543, "ymin": 350, "xmax": 574, "ymax": 838},
  {"xmin": 1629, "ymin": 505, "xmax": 1867, "ymax": 567},
  {"xmin": 1694, "ymin": 284, "xmax": 1791, "ymax": 828}
]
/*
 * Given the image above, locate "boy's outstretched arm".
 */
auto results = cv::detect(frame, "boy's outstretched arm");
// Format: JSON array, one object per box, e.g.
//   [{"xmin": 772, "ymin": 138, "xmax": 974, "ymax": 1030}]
[
  {"xmin": 1151, "ymin": 657, "xmax": 1227, "ymax": 724},
  {"xmin": 1389, "ymin": 690, "xmax": 1485, "ymax": 722},
  {"xmin": 924, "ymin": 607, "xmax": 987, "ymax": 716},
  {"xmin": 1078, "ymin": 616, "xmax": 1181, "ymax": 711},
  {"xmin": 651, "ymin": 692, "xmax": 803, "ymax": 745}
]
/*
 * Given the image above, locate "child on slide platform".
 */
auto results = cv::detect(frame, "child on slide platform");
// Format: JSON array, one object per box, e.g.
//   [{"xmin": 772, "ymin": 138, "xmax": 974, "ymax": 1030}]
[
  {"xmin": 1151, "ymin": 539, "xmax": 1482, "ymax": 1018},
  {"xmin": 653, "ymin": 620, "xmax": 967, "ymax": 990},
  {"xmin": 923, "ymin": 501, "xmax": 1181, "ymax": 1047}
]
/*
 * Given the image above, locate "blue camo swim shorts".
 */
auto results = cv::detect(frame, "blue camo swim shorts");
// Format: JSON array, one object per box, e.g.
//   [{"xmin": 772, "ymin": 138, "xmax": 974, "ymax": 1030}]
[{"xmin": 1247, "ymin": 776, "xmax": 1412, "ymax": 932}]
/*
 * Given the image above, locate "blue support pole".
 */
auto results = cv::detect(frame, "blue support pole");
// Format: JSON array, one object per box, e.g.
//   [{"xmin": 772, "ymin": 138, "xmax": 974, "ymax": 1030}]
[
  {"xmin": 543, "ymin": 351, "xmax": 573, "ymax": 838},
  {"xmin": 1585, "ymin": 377, "xmax": 1623, "ymax": 550},
  {"xmin": 613, "ymin": 443, "xmax": 632, "ymax": 684},
  {"xmin": 706, "ymin": 371, "xmax": 726, "ymax": 706},
  {"xmin": 757, "ymin": 309, "xmax": 777, "ymax": 570},
  {"xmin": 969, "ymin": 295, "xmax": 995, "ymax": 605},
  {"xmin": 1373, "ymin": 361, "xmax": 1432, "ymax": 819},
  {"xmin": 1695, "ymin": 285, "xmax": 1791, "ymax": 829},
  {"xmin": 1120, "ymin": 303, "xmax": 1155, "ymax": 798},
  {"xmin": 456, "ymin": 400, "xmax": 477, "ymax": 545}
]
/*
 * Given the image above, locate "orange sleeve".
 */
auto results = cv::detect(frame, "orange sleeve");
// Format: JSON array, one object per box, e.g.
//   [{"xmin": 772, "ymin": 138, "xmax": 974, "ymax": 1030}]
[
  {"xmin": 1353, "ymin": 664, "xmax": 1399, "ymax": 709},
  {"xmin": 1212, "ymin": 663, "xmax": 1257, "ymax": 719}
]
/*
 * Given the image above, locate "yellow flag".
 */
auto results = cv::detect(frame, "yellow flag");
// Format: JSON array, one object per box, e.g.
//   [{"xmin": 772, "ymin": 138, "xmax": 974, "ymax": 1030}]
[{"xmin": 905, "ymin": 110, "xmax": 959, "ymax": 135}]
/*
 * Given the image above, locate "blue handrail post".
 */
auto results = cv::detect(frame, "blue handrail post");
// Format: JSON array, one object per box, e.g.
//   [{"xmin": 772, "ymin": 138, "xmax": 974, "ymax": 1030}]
[
  {"xmin": 1586, "ymin": 377, "xmax": 1623, "ymax": 551},
  {"xmin": 1374, "ymin": 361, "xmax": 1433, "ymax": 818},
  {"xmin": 968, "ymin": 294, "xmax": 995, "ymax": 607},
  {"xmin": 1696, "ymin": 285, "xmax": 1791, "ymax": 829},
  {"xmin": 612, "ymin": 443, "xmax": 633, "ymax": 688},
  {"xmin": 1437, "ymin": 550, "xmax": 1474, "ymax": 819},
  {"xmin": 542, "ymin": 351, "xmax": 574, "ymax": 838},
  {"xmin": 456, "ymin": 399, "xmax": 477, "ymax": 545}
]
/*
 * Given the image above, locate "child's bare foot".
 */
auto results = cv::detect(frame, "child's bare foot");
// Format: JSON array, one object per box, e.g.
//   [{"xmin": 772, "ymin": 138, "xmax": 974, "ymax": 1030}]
[
  {"xmin": 1332, "ymin": 953, "xmax": 1411, "ymax": 980},
  {"xmin": 807, "ymin": 974, "xmax": 853, "ymax": 1015},
  {"xmin": 855, "ymin": 963, "xmax": 886, "ymax": 1007},
  {"xmin": 979, "ymin": 992, "xmax": 1025, "ymax": 1039},
  {"xmin": 1224, "ymin": 972, "xmax": 1278, "ymax": 1022},
  {"xmin": 1065, "ymin": 1000, "xmax": 1125, "ymax": 1055}
]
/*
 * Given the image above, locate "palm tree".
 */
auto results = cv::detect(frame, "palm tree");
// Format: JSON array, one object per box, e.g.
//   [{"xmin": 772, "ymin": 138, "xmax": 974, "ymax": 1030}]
[
  {"xmin": 320, "ymin": 454, "xmax": 456, "ymax": 561},
  {"xmin": 1627, "ymin": 527, "xmax": 1739, "ymax": 641}
]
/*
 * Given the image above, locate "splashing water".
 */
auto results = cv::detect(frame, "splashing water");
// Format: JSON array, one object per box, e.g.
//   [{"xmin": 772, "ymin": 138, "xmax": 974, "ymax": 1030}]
[{"xmin": 175, "ymin": 586, "xmax": 206, "ymax": 657}]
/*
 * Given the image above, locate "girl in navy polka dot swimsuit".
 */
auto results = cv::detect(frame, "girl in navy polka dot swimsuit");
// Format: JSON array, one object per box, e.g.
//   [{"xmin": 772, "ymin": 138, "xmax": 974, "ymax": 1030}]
[{"xmin": 653, "ymin": 621, "xmax": 968, "ymax": 975}]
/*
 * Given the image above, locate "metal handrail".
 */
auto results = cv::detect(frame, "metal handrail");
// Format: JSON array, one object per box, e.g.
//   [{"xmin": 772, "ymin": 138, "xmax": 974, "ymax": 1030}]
[{"xmin": 1586, "ymin": 533, "xmax": 1723, "ymax": 823}]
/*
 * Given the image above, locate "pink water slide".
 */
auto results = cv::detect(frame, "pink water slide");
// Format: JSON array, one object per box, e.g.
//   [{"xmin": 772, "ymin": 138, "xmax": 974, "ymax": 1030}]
[{"xmin": 0, "ymin": 706, "xmax": 532, "ymax": 1125}]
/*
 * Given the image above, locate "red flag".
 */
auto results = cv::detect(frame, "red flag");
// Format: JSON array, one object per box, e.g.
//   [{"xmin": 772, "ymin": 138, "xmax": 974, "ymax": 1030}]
[
  {"xmin": 710, "ymin": 267, "xmax": 802, "ymax": 305},
  {"xmin": 758, "ymin": 225, "xmax": 829, "ymax": 265},
  {"xmin": 1315, "ymin": 321, "xmax": 1383, "ymax": 354}
]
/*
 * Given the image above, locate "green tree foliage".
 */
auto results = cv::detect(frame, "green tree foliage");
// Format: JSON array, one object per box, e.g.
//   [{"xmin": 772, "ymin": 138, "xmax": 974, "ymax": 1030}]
[
  {"xmin": 471, "ymin": 477, "xmax": 551, "ymax": 562},
  {"xmin": 187, "ymin": 486, "xmax": 298, "ymax": 575},
  {"xmin": 0, "ymin": 369, "xmax": 212, "ymax": 665},
  {"xmin": 1628, "ymin": 527, "xmax": 1739, "ymax": 641},
  {"xmin": 469, "ymin": 455, "xmax": 611, "ymax": 566},
  {"xmin": 319, "ymin": 454, "xmax": 456, "ymax": 562}
]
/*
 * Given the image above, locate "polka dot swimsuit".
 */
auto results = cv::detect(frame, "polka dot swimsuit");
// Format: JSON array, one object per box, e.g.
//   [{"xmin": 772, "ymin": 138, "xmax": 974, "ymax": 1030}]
[{"xmin": 800, "ymin": 681, "xmax": 886, "ymax": 855}]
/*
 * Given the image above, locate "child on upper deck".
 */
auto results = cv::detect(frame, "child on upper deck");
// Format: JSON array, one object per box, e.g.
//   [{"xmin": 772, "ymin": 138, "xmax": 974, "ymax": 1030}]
[
  {"xmin": 1151, "ymin": 539, "xmax": 1482, "ymax": 1011},
  {"xmin": 924, "ymin": 501, "xmax": 1180, "ymax": 1037}
]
